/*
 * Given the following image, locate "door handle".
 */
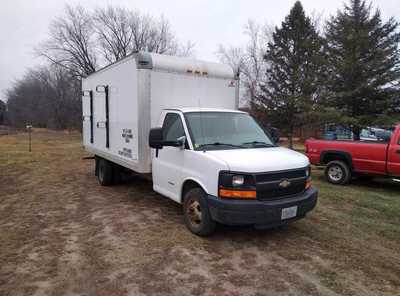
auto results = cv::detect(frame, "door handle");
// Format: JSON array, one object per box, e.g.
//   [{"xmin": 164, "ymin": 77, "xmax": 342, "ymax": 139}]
[{"xmin": 396, "ymin": 149, "xmax": 400, "ymax": 154}]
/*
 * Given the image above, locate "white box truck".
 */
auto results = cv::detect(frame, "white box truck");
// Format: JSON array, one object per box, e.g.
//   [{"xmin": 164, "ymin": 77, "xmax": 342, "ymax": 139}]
[{"xmin": 82, "ymin": 52, "xmax": 318, "ymax": 236}]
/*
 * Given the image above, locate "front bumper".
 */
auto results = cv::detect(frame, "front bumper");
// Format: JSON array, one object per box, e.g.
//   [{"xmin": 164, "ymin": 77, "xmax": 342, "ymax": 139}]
[{"xmin": 206, "ymin": 187, "xmax": 318, "ymax": 228}]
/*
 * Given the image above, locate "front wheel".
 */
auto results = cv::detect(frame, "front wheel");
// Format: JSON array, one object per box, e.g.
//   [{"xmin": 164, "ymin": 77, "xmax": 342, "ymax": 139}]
[
  {"xmin": 183, "ymin": 188, "xmax": 216, "ymax": 236},
  {"xmin": 325, "ymin": 160, "xmax": 351, "ymax": 185}
]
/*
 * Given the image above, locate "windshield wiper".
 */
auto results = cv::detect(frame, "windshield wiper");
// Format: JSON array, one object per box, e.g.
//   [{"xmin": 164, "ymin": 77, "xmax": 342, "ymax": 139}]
[
  {"xmin": 197, "ymin": 142, "xmax": 244, "ymax": 149},
  {"xmin": 241, "ymin": 141, "xmax": 275, "ymax": 147}
]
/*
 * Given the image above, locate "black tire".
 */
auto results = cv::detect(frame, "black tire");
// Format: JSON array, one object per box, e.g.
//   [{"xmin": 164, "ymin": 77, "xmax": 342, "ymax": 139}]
[
  {"xmin": 112, "ymin": 164, "xmax": 122, "ymax": 185},
  {"xmin": 183, "ymin": 188, "xmax": 216, "ymax": 236},
  {"xmin": 98, "ymin": 158, "xmax": 114, "ymax": 186},
  {"xmin": 325, "ymin": 160, "xmax": 351, "ymax": 185}
]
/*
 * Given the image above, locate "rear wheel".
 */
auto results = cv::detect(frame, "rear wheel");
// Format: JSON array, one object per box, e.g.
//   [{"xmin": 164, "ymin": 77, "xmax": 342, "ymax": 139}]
[
  {"xmin": 112, "ymin": 164, "xmax": 122, "ymax": 185},
  {"xmin": 98, "ymin": 158, "xmax": 114, "ymax": 186},
  {"xmin": 325, "ymin": 160, "xmax": 351, "ymax": 185},
  {"xmin": 183, "ymin": 188, "xmax": 216, "ymax": 236}
]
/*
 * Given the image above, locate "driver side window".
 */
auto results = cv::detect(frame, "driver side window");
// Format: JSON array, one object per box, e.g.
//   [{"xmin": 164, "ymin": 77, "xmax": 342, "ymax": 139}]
[{"xmin": 163, "ymin": 113, "xmax": 185, "ymax": 142}]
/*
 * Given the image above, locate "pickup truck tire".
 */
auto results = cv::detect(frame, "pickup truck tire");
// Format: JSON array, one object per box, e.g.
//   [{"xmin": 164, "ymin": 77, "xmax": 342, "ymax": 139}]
[
  {"xmin": 183, "ymin": 188, "xmax": 216, "ymax": 236},
  {"xmin": 325, "ymin": 160, "xmax": 351, "ymax": 185},
  {"xmin": 98, "ymin": 158, "xmax": 114, "ymax": 186}
]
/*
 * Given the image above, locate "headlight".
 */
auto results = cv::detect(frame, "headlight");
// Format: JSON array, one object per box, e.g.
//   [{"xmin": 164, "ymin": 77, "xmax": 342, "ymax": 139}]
[
  {"xmin": 218, "ymin": 172, "xmax": 256, "ymax": 199},
  {"xmin": 232, "ymin": 175, "xmax": 245, "ymax": 186}
]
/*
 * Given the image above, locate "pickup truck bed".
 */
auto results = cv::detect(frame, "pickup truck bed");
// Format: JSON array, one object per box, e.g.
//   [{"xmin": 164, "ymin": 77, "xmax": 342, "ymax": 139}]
[{"xmin": 305, "ymin": 125, "xmax": 400, "ymax": 184}]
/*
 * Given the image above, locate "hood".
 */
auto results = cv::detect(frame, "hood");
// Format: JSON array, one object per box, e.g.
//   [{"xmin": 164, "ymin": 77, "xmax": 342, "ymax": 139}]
[{"xmin": 207, "ymin": 147, "xmax": 309, "ymax": 173}]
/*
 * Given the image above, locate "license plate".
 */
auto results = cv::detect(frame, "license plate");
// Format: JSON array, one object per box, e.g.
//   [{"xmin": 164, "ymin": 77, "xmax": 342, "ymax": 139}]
[{"xmin": 281, "ymin": 206, "xmax": 297, "ymax": 220}]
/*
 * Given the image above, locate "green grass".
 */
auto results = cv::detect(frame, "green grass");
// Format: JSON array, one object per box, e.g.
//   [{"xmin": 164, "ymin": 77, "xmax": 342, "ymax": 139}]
[{"xmin": 312, "ymin": 167, "xmax": 400, "ymax": 243}]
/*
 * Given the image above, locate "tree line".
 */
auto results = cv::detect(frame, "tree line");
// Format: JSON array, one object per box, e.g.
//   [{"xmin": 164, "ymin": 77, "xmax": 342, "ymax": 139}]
[
  {"xmin": 3, "ymin": 5, "xmax": 193, "ymax": 129},
  {"xmin": 219, "ymin": 0, "xmax": 400, "ymax": 146},
  {"xmin": 2, "ymin": 0, "xmax": 400, "ymax": 147}
]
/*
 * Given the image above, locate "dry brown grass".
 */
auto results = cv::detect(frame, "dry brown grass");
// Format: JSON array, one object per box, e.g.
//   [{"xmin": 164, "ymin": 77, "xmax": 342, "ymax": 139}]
[{"xmin": 0, "ymin": 130, "xmax": 399, "ymax": 296}]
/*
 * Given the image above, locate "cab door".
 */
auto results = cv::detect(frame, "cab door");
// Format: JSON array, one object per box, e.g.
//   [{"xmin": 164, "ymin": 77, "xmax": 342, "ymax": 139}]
[
  {"xmin": 152, "ymin": 112, "xmax": 188, "ymax": 202},
  {"xmin": 387, "ymin": 132, "xmax": 400, "ymax": 177}
]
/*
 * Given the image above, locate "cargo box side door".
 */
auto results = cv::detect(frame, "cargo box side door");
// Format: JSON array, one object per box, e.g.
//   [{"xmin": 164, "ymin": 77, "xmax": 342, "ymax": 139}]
[
  {"xmin": 82, "ymin": 90, "xmax": 94, "ymax": 146},
  {"xmin": 93, "ymin": 86, "xmax": 108, "ymax": 149}
]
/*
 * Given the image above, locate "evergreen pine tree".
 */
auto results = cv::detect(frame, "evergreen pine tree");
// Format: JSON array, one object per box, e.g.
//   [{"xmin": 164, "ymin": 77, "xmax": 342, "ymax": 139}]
[
  {"xmin": 325, "ymin": 0, "xmax": 400, "ymax": 138},
  {"xmin": 256, "ymin": 1, "xmax": 326, "ymax": 148}
]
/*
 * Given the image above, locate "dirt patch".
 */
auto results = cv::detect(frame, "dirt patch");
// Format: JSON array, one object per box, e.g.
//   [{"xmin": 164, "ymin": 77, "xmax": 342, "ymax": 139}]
[{"xmin": 0, "ymin": 130, "xmax": 399, "ymax": 295}]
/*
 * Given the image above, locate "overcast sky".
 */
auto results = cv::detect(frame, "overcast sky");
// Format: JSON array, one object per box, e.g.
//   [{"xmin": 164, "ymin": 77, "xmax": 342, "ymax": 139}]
[{"xmin": 0, "ymin": 0, "xmax": 399, "ymax": 101}]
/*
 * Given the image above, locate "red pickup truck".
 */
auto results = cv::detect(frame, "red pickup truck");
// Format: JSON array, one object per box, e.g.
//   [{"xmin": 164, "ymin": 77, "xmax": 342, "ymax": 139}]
[{"xmin": 305, "ymin": 125, "xmax": 400, "ymax": 184}]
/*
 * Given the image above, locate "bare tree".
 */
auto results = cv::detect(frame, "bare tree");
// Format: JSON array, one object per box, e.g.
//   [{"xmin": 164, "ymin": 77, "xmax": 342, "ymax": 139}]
[
  {"xmin": 9, "ymin": 4, "xmax": 195, "ymax": 131},
  {"xmin": 93, "ymin": 7, "xmax": 134, "ymax": 63},
  {"xmin": 6, "ymin": 65, "xmax": 81, "ymax": 129},
  {"xmin": 0, "ymin": 100, "xmax": 6, "ymax": 125},
  {"xmin": 140, "ymin": 15, "xmax": 178, "ymax": 54},
  {"xmin": 217, "ymin": 20, "xmax": 273, "ymax": 106},
  {"xmin": 38, "ymin": 5, "xmax": 194, "ymax": 75},
  {"xmin": 38, "ymin": 5, "xmax": 97, "ymax": 77},
  {"xmin": 94, "ymin": 6, "xmax": 194, "ymax": 63},
  {"xmin": 33, "ymin": 66, "xmax": 81, "ymax": 129}
]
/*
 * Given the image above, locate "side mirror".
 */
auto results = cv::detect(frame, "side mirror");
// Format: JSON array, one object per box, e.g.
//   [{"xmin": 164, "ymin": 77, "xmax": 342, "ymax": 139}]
[
  {"xmin": 149, "ymin": 128, "xmax": 163, "ymax": 149},
  {"xmin": 149, "ymin": 128, "xmax": 186, "ymax": 149}
]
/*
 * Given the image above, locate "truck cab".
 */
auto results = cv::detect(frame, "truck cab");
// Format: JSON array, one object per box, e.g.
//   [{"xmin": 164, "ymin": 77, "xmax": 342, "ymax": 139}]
[{"xmin": 149, "ymin": 108, "xmax": 318, "ymax": 235}]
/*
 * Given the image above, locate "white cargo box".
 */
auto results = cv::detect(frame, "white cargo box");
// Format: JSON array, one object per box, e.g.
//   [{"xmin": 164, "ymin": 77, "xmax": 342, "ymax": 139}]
[{"xmin": 82, "ymin": 52, "xmax": 239, "ymax": 173}]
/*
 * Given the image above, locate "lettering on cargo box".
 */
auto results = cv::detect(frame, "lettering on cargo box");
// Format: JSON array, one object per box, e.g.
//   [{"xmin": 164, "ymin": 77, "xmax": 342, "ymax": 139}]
[
  {"xmin": 118, "ymin": 148, "xmax": 132, "ymax": 158},
  {"xmin": 122, "ymin": 128, "xmax": 133, "ymax": 143}
]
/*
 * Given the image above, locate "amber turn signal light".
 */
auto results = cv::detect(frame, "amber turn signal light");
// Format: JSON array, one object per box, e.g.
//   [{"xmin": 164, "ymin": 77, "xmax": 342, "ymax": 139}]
[
  {"xmin": 305, "ymin": 178, "xmax": 312, "ymax": 190},
  {"xmin": 219, "ymin": 189, "xmax": 256, "ymax": 199}
]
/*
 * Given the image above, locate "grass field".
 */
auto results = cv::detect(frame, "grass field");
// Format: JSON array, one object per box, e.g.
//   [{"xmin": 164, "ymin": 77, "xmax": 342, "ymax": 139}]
[{"xmin": 1, "ymin": 129, "xmax": 399, "ymax": 296}]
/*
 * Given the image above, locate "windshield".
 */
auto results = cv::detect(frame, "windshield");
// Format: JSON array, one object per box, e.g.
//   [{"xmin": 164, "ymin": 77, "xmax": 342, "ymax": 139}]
[{"xmin": 184, "ymin": 112, "xmax": 275, "ymax": 150}]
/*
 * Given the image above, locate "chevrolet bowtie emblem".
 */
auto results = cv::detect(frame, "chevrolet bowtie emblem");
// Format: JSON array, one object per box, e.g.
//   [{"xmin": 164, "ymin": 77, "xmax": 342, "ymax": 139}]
[{"xmin": 279, "ymin": 179, "xmax": 291, "ymax": 188}]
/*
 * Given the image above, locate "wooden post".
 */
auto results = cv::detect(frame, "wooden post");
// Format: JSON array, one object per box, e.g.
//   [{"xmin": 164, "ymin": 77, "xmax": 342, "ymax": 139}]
[{"xmin": 26, "ymin": 125, "xmax": 32, "ymax": 152}]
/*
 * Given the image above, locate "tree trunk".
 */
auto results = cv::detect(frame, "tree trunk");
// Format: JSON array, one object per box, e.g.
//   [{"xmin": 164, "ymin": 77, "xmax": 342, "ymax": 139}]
[{"xmin": 288, "ymin": 127, "xmax": 294, "ymax": 149}]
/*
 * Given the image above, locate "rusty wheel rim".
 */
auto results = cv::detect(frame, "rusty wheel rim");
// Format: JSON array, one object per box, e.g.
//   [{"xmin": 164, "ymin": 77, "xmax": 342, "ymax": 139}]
[{"xmin": 187, "ymin": 199, "xmax": 202, "ymax": 227}]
